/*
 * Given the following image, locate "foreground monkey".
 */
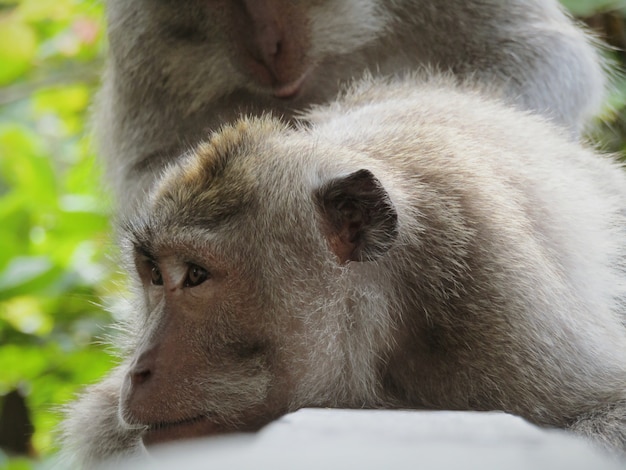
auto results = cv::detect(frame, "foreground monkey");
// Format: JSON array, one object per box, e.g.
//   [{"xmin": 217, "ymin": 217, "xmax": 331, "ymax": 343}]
[
  {"xmin": 61, "ymin": 76, "xmax": 626, "ymax": 467},
  {"xmin": 99, "ymin": 0, "xmax": 606, "ymax": 211}
]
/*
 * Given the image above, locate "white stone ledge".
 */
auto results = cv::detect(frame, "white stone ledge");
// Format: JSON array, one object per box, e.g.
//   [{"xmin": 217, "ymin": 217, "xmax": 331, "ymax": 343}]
[{"xmin": 113, "ymin": 409, "xmax": 625, "ymax": 470}]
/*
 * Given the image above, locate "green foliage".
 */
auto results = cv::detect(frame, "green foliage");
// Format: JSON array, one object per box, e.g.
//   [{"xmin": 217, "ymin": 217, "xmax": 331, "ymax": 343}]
[
  {"xmin": 1, "ymin": 0, "xmax": 626, "ymax": 469},
  {"xmin": 0, "ymin": 0, "xmax": 119, "ymax": 466},
  {"xmin": 561, "ymin": 0, "xmax": 626, "ymax": 16},
  {"xmin": 561, "ymin": 0, "xmax": 626, "ymax": 18}
]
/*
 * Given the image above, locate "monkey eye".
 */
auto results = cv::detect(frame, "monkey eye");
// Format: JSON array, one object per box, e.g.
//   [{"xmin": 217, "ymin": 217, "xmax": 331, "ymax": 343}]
[
  {"xmin": 150, "ymin": 262, "xmax": 164, "ymax": 286},
  {"xmin": 185, "ymin": 264, "xmax": 209, "ymax": 287}
]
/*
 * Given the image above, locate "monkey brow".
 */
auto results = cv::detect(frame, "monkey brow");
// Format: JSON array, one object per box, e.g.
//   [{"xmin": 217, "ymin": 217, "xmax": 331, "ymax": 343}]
[
  {"xmin": 127, "ymin": 234, "xmax": 156, "ymax": 261},
  {"xmin": 119, "ymin": 216, "xmax": 158, "ymax": 259},
  {"xmin": 134, "ymin": 242, "xmax": 156, "ymax": 261},
  {"xmin": 122, "ymin": 214, "xmax": 225, "ymax": 261}
]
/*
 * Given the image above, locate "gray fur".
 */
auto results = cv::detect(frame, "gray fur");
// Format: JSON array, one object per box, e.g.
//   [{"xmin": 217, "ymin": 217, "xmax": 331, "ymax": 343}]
[
  {"xmin": 63, "ymin": 75, "xmax": 626, "ymax": 467},
  {"xmin": 97, "ymin": 0, "xmax": 607, "ymax": 212},
  {"xmin": 58, "ymin": 366, "xmax": 146, "ymax": 468}
]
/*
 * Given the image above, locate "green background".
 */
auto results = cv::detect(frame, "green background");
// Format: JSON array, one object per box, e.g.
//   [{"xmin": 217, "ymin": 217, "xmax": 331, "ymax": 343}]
[{"xmin": 0, "ymin": 0, "xmax": 625, "ymax": 468}]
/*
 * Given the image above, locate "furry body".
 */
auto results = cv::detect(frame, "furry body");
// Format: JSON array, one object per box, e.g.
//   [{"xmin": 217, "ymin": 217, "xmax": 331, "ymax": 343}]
[{"xmin": 61, "ymin": 76, "xmax": 626, "ymax": 467}]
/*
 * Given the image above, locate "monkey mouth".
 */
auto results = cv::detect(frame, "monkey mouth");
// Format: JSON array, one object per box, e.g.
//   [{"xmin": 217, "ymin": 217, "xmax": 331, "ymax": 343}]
[
  {"xmin": 272, "ymin": 69, "xmax": 310, "ymax": 99},
  {"xmin": 142, "ymin": 414, "xmax": 220, "ymax": 447}
]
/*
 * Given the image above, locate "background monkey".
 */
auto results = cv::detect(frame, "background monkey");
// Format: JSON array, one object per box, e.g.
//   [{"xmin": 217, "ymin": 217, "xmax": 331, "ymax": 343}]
[
  {"xmin": 98, "ymin": 0, "xmax": 607, "ymax": 211},
  {"xmin": 62, "ymin": 75, "xmax": 626, "ymax": 467}
]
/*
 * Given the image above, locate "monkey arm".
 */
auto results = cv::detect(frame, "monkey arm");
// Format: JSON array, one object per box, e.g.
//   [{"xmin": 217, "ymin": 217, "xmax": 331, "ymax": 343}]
[{"xmin": 58, "ymin": 365, "xmax": 145, "ymax": 468}]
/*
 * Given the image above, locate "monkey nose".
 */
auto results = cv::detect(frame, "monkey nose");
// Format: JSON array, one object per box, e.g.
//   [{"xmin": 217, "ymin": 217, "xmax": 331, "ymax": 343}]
[
  {"xmin": 128, "ymin": 349, "xmax": 156, "ymax": 387},
  {"xmin": 130, "ymin": 366, "xmax": 152, "ymax": 387}
]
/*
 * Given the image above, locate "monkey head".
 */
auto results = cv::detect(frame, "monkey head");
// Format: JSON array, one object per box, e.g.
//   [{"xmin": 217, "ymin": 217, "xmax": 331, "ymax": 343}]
[{"xmin": 118, "ymin": 118, "xmax": 399, "ymax": 447}]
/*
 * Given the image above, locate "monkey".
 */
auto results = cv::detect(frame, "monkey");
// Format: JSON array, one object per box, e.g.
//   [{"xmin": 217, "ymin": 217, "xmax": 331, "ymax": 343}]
[
  {"xmin": 97, "ymin": 0, "xmax": 608, "ymax": 213},
  {"xmin": 60, "ymin": 74, "xmax": 626, "ymax": 468}
]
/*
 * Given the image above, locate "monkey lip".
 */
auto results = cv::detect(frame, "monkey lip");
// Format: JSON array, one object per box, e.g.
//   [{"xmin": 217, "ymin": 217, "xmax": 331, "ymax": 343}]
[
  {"xmin": 272, "ymin": 70, "xmax": 310, "ymax": 99},
  {"xmin": 142, "ymin": 415, "xmax": 219, "ymax": 447}
]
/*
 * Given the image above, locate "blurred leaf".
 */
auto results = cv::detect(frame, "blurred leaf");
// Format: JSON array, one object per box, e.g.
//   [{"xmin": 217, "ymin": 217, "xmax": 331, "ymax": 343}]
[
  {"xmin": 18, "ymin": 0, "xmax": 76, "ymax": 23},
  {"xmin": 0, "ymin": 256, "xmax": 54, "ymax": 291},
  {"xmin": 1, "ymin": 296, "xmax": 52, "ymax": 335},
  {"xmin": 561, "ymin": 0, "xmax": 626, "ymax": 15},
  {"xmin": 0, "ymin": 345, "xmax": 48, "ymax": 391},
  {"xmin": 0, "ymin": 125, "xmax": 58, "ymax": 205},
  {"xmin": 2, "ymin": 456, "xmax": 33, "ymax": 470},
  {"xmin": 0, "ymin": 18, "xmax": 37, "ymax": 85},
  {"xmin": 33, "ymin": 85, "xmax": 89, "ymax": 117}
]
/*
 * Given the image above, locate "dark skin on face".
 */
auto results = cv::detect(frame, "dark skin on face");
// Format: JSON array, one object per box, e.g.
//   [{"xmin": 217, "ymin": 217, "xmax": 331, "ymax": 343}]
[
  {"xmin": 124, "ymin": 257, "xmax": 216, "ymax": 446},
  {"xmin": 118, "ymin": 239, "xmax": 297, "ymax": 447}
]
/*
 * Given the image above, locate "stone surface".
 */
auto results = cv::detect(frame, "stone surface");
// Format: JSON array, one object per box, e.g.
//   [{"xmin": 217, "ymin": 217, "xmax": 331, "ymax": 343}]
[{"xmin": 112, "ymin": 409, "xmax": 625, "ymax": 469}]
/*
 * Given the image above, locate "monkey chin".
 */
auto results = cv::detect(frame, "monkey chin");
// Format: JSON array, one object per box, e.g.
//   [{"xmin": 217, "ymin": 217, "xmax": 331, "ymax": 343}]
[
  {"xmin": 142, "ymin": 415, "xmax": 220, "ymax": 447},
  {"xmin": 272, "ymin": 69, "xmax": 311, "ymax": 100}
]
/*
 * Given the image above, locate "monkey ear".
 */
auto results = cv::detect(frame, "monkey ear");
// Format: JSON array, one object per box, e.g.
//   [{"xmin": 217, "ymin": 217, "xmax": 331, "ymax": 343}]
[{"xmin": 316, "ymin": 169, "xmax": 398, "ymax": 264}]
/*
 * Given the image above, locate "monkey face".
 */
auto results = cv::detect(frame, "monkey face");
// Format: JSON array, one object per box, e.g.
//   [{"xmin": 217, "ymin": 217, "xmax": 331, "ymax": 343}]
[
  {"xmin": 116, "ymin": 117, "xmax": 398, "ymax": 448},
  {"xmin": 115, "ymin": 123, "xmax": 328, "ymax": 447},
  {"xmin": 108, "ymin": 0, "xmax": 389, "ymax": 103},
  {"xmin": 118, "ymin": 241, "xmax": 289, "ymax": 446},
  {"xmin": 210, "ymin": 0, "xmax": 389, "ymax": 99}
]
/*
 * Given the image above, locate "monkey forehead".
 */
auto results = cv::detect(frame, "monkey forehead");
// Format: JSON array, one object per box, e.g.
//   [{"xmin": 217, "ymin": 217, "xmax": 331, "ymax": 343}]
[
  {"xmin": 154, "ymin": 116, "xmax": 295, "ymax": 196},
  {"xmin": 133, "ymin": 116, "xmax": 327, "ymax": 246},
  {"xmin": 150, "ymin": 116, "xmax": 323, "ymax": 212}
]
